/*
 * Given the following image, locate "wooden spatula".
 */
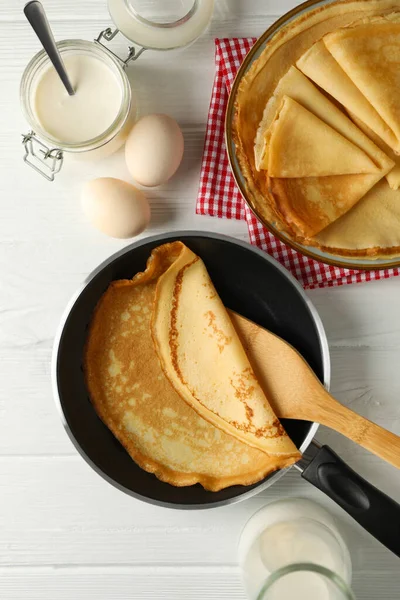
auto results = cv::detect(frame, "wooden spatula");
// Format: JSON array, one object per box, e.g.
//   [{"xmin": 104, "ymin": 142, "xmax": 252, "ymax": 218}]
[{"xmin": 229, "ymin": 310, "xmax": 400, "ymax": 469}]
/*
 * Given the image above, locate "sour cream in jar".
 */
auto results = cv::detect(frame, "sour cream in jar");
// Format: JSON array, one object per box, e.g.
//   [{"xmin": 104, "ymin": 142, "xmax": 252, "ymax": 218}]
[
  {"xmin": 34, "ymin": 53, "xmax": 123, "ymax": 144},
  {"xmin": 20, "ymin": 40, "xmax": 135, "ymax": 160}
]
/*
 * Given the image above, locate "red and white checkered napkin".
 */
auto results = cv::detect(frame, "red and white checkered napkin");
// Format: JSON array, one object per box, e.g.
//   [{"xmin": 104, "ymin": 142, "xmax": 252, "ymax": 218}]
[{"xmin": 196, "ymin": 38, "xmax": 400, "ymax": 289}]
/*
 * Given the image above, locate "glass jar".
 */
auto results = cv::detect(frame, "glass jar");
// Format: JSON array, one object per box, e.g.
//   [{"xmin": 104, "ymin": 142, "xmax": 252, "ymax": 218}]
[
  {"xmin": 20, "ymin": 0, "xmax": 214, "ymax": 180},
  {"xmin": 107, "ymin": 0, "xmax": 215, "ymax": 50},
  {"xmin": 239, "ymin": 498, "xmax": 353, "ymax": 600},
  {"xmin": 20, "ymin": 39, "xmax": 135, "ymax": 180},
  {"xmin": 257, "ymin": 563, "xmax": 355, "ymax": 600}
]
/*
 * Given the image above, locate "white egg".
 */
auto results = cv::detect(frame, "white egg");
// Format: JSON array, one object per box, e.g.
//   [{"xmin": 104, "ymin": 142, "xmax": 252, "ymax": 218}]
[
  {"xmin": 125, "ymin": 114, "xmax": 184, "ymax": 187},
  {"xmin": 81, "ymin": 177, "xmax": 150, "ymax": 239}
]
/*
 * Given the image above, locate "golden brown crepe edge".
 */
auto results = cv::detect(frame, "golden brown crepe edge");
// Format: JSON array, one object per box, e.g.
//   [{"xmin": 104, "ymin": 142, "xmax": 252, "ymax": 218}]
[{"xmin": 303, "ymin": 239, "xmax": 400, "ymax": 258}]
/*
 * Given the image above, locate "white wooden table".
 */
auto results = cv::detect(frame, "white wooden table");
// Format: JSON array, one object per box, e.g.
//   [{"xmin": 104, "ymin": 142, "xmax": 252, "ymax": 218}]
[{"xmin": 1, "ymin": 1, "xmax": 400, "ymax": 598}]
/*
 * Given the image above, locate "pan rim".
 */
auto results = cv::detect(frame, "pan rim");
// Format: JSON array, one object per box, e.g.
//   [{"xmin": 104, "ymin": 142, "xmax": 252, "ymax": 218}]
[{"xmin": 51, "ymin": 230, "xmax": 330, "ymax": 509}]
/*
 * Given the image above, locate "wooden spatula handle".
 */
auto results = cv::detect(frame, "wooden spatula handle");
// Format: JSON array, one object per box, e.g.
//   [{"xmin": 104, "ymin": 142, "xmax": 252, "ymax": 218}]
[
  {"xmin": 311, "ymin": 392, "xmax": 400, "ymax": 469},
  {"xmin": 229, "ymin": 310, "xmax": 400, "ymax": 469}
]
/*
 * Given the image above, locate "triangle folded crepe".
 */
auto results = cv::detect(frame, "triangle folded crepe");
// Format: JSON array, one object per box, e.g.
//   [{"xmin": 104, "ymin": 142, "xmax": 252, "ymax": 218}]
[
  {"xmin": 267, "ymin": 96, "xmax": 380, "ymax": 177},
  {"xmin": 267, "ymin": 171, "xmax": 387, "ymax": 239},
  {"xmin": 314, "ymin": 178, "xmax": 400, "ymax": 254},
  {"xmin": 296, "ymin": 40, "xmax": 397, "ymax": 153},
  {"xmin": 324, "ymin": 14, "xmax": 400, "ymax": 154},
  {"xmin": 254, "ymin": 67, "xmax": 393, "ymax": 177},
  {"xmin": 254, "ymin": 75, "xmax": 393, "ymax": 238},
  {"xmin": 84, "ymin": 242, "xmax": 300, "ymax": 492},
  {"xmin": 151, "ymin": 242, "xmax": 300, "ymax": 457}
]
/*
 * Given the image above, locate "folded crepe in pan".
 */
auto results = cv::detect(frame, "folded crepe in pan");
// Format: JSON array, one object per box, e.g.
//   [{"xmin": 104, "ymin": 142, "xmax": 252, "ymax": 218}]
[
  {"xmin": 151, "ymin": 243, "xmax": 300, "ymax": 457},
  {"xmin": 324, "ymin": 14, "xmax": 400, "ymax": 154},
  {"xmin": 84, "ymin": 242, "xmax": 300, "ymax": 492},
  {"xmin": 255, "ymin": 66, "xmax": 394, "ymax": 176},
  {"xmin": 267, "ymin": 97, "xmax": 380, "ymax": 178},
  {"xmin": 296, "ymin": 40, "xmax": 397, "ymax": 153}
]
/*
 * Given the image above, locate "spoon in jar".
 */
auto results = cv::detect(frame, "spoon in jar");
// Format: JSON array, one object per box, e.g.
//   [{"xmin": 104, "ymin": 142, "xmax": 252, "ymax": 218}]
[{"xmin": 24, "ymin": 0, "xmax": 75, "ymax": 96}]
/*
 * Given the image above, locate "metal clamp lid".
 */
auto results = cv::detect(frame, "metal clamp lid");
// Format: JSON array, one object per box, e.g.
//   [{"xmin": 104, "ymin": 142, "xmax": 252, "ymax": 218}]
[
  {"xmin": 95, "ymin": 27, "xmax": 146, "ymax": 67},
  {"xmin": 22, "ymin": 131, "xmax": 63, "ymax": 181}
]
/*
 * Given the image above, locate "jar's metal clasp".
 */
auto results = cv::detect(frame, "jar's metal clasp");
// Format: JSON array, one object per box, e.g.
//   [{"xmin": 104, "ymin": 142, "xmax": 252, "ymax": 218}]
[
  {"xmin": 95, "ymin": 28, "xmax": 146, "ymax": 67},
  {"xmin": 22, "ymin": 132, "xmax": 63, "ymax": 181}
]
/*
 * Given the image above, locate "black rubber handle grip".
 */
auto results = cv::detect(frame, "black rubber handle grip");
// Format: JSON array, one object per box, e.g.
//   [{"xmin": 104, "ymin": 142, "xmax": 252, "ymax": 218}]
[{"xmin": 301, "ymin": 445, "xmax": 400, "ymax": 557}]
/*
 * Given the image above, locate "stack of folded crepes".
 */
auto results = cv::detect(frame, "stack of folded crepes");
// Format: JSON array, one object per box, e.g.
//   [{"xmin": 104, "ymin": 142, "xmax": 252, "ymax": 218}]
[
  {"xmin": 297, "ymin": 13, "xmax": 400, "ymax": 189},
  {"xmin": 234, "ymin": 1, "xmax": 400, "ymax": 258},
  {"xmin": 84, "ymin": 242, "xmax": 301, "ymax": 491}
]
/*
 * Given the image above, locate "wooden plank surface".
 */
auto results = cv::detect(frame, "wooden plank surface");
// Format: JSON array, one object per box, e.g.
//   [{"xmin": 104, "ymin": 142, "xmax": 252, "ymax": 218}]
[
  {"xmin": 1, "ymin": 0, "xmax": 400, "ymax": 598},
  {"xmin": 1, "ymin": 570, "xmax": 400, "ymax": 600}
]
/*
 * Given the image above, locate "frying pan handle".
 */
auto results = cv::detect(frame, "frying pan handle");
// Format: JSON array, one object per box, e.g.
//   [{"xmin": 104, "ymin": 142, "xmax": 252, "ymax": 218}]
[{"xmin": 300, "ymin": 444, "xmax": 400, "ymax": 557}]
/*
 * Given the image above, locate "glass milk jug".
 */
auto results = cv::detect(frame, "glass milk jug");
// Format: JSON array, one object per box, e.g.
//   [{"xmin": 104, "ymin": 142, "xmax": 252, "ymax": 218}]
[{"xmin": 239, "ymin": 498, "xmax": 355, "ymax": 600}]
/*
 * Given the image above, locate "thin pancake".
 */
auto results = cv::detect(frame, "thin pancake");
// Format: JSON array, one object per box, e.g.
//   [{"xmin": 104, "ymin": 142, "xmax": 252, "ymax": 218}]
[
  {"xmin": 268, "ymin": 171, "xmax": 387, "ymax": 238},
  {"xmin": 296, "ymin": 40, "xmax": 397, "ymax": 151},
  {"xmin": 312, "ymin": 178, "xmax": 400, "ymax": 256},
  {"xmin": 324, "ymin": 14, "xmax": 400, "ymax": 153},
  {"xmin": 84, "ymin": 242, "xmax": 300, "ymax": 492},
  {"xmin": 267, "ymin": 96, "xmax": 379, "ymax": 177},
  {"xmin": 152, "ymin": 243, "xmax": 300, "ymax": 457},
  {"xmin": 349, "ymin": 112, "xmax": 400, "ymax": 190},
  {"xmin": 255, "ymin": 66, "xmax": 394, "ymax": 174}
]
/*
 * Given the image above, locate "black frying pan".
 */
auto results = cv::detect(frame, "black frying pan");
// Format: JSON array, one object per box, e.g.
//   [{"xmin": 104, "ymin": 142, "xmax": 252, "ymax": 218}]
[{"xmin": 52, "ymin": 232, "xmax": 400, "ymax": 556}]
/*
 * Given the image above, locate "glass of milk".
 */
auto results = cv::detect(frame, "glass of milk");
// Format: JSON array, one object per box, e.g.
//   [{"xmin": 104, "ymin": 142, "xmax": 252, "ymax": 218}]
[
  {"xmin": 257, "ymin": 563, "xmax": 354, "ymax": 600},
  {"xmin": 239, "ymin": 498, "xmax": 354, "ymax": 600}
]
